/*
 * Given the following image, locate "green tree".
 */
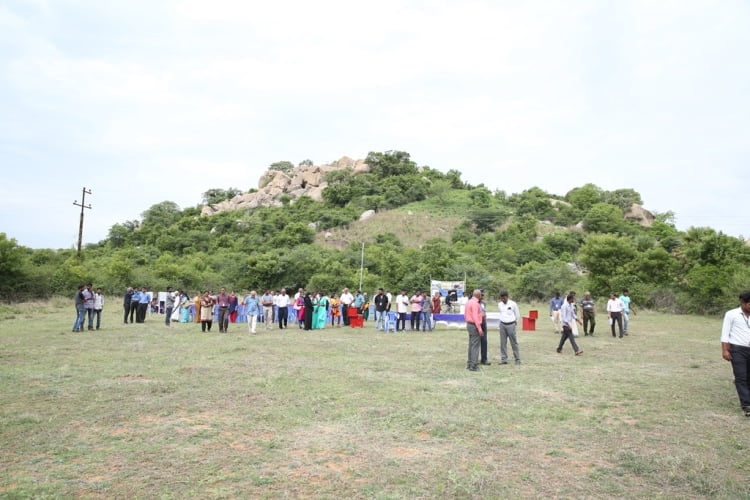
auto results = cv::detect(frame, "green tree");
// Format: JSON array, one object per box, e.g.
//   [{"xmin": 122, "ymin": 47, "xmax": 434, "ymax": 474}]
[
  {"xmin": 508, "ymin": 187, "xmax": 554, "ymax": 219},
  {"xmin": 583, "ymin": 203, "xmax": 624, "ymax": 233},
  {"xmin": 565, "ymin": 183, "xmax": 604, "ymax": 211},
  {"xmin": 542, "ymin": 231, "xmax": 583, "ymax": 257},
  {"xmin": 578, "ymin": 234, "xmax": 637, "ymax": 294},
  {"xmin": 269, "ymin": 161, "xmax": 294, "ymax": 173},
  {"xmin": 0, "ymin": 233, "xmax": 28, "ymax": 299},
  {"xmin": 142, "ymin": 201, "xmax": 182, "ymax": 227},
  {"xmin": 468, "ymin": 187, "xmax": 492, "ymax": 208},
  {"xmin": 202, "ymin": 189, "xmax": 242, "ymax": 206},
  {"xmin": 680, "ymin": 227, "xmax": 750, "ymax": 268},
  {"xmin": 446, "ymin": 169, "xmax": 464, "ymax": 189},
  {"xmin": 468, "ymin": 208, "xmax": 507, "ymax": 234},
  {"xmin": 365, "ymin": 151, "xmax": 418, "ymax": 177},
  {"xmin": 515, "ymin": 260, "xmax": 580, "ymax": 301},
  {"xmin": 604, "ymin": 188, "xmax": 643, "ymax": 211}
]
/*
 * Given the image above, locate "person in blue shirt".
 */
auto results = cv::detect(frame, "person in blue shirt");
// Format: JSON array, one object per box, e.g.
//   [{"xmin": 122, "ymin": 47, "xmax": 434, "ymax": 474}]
[
  {"xmin": 244, "ymin": 290, "xmax": 260, "ymax": 334},
  {"xmin": 354, "ymin": 290, "xmax": 365, "ymax": 314},
  {"xmin": 549, "ymin": 292, "xmax": 564, "ymax": 333},
  {"xmin": 137, "ymin": 287, "xmax": 151, "ymax": 323},
  {"xmin": 619, "ymin": 288, "xmax": 636, "ymax": 335}
]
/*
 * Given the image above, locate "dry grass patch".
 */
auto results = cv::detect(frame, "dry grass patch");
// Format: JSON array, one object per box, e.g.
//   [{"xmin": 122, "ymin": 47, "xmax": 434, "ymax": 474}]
[{"xmin": 1, "ymin": 303, "xmax": 749, "ymax": 497}]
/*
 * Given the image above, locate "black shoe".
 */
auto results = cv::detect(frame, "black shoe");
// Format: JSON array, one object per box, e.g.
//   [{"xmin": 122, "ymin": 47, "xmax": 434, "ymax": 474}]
[
  {"xmin": 480, "ymin": 361, "xmax": 491, "ymax": 365},
  {"xmin": 556, "ymin": 348, "xmax": 562, "ymax": 353},
  {"xmin": 499, "ymin": 361, "xmax": 508, "ymax": 365},
  {"xmin": 468, "ymin": 367, "xmax": 479, "ymax": 371},
  {"xmin": 515, "ymin": 360, "xmax": 521, "ymax": 365}
]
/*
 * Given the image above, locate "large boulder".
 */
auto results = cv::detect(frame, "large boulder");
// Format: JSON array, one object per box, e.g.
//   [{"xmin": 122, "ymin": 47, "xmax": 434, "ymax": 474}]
[
  {"xmin": 359, "ymin": 209, "xmax": 376, "ymax": 221},
  {"xmin": 624, "ymin": 204, "xmax": 655, "ymax": 227},
  {"xmin": 202, "ymin": 156, "xmax": 368, "ymax": 217}
]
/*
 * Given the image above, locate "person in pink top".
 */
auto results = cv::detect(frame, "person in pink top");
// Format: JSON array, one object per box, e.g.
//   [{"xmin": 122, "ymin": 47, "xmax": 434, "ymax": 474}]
[
  {"xmin": 410, "ymin": 291, "xmax": 423, "ymax": 331},
  {"xmin": 464, "ymin": 289, "xmax": 485, "ymax": 371}
]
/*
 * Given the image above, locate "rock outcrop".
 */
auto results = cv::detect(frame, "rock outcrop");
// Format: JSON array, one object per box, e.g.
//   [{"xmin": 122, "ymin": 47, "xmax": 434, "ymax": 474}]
[
  {"xmin": 201, "ymin": 156, "xmax": 369, "ymax": 216},
  {"xmin": 624, "ymin": 204, "xmax": 655, "ymax": 227}
]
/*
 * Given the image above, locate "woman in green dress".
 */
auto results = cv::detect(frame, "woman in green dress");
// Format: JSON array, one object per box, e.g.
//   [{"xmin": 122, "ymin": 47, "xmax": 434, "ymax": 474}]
[{"xmin": 313, "ymin": 292, "xmax": 329, "ymax": 329}]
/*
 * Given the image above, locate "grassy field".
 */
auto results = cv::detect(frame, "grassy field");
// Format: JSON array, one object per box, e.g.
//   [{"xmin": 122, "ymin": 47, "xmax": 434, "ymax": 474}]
[
  {"xmin": 314, "ymin": 210, "xmax": 464, "ymax": 250},
  {"xmin": 1, "ymin": 300, "xmax": 749, "ymax": 498}
]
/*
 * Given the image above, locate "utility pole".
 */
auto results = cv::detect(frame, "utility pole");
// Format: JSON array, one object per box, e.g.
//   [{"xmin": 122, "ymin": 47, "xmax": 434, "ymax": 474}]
[
  {"xmin": 73, "ymin": 187, "xmax": 92, "ymax": 258},
  {"xmin": 358, "ymin": 242, "xmax": 365, "ymax": 292}
]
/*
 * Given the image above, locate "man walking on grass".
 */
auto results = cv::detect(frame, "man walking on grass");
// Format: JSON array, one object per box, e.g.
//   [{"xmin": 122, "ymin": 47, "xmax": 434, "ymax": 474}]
[
  {"xmin": 558, "ymin": 294, "xmax": 584, "ymax": 356},
  {"xmin": 216, "ymin": 287, "xmax": 230, "ymax": 333},
  {"xmin": 244, "ymin": 290, "xmax": 260, "ymax": 334},
  {"xmin": 607, "ymin": 292, "xmax": 625, "ymax": 338},
  {"xmin": 580, "ymin": 291, "xmax": 596, "ymax": 336},
  {"xmin": 261, "ymin": 290, "xmax": 274, "ymax": 330},
  {"xmin": 619, "ymin": 288, "xmax": 636, "ymax": 335},
  {"xmin": 721, "ymin": 291, "xmax": 750, "ymax": 418}
]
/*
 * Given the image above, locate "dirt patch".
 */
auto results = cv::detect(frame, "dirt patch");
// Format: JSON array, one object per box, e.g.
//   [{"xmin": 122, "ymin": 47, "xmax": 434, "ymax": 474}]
[
  {"xmin": 116, "ymin": 374, "xmax": 152, "ymax": 383},
  {"xmin": 390, "ymin": 447, "xmax": 420, "ymax": 458}
]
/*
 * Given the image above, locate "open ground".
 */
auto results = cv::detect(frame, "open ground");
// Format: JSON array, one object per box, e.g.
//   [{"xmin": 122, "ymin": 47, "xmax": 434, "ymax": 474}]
[{"xmin": 1, "ymin": 299, "xmax": 749, "ymax": 498}]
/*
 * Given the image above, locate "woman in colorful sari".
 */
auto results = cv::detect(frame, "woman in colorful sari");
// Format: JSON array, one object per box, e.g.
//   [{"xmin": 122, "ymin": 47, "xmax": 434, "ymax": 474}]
[
  {"xmin": 228, "ymin": 291, "xmax": 239, "ymax": 323},
  {"xmin": 179, "ymin": 293, "xmax": 191, "ymax": 323},
  {"xmin": 303, "ymin": 292, "xmax": 314, "ymax": 331},
  {"xmin": 329, "ymin": 293, "xmax": 341, "ymax": 327},
  {"xmin": 313, "ymin": 292, "xmax": 329, "ymax": 329},
  {"xmin": 193, "ymin": 293, "xmax": 202, "ymax": 323},
  {"xmin": 294, "ymin": 294, "xmax": 305, "ymax": 329}
]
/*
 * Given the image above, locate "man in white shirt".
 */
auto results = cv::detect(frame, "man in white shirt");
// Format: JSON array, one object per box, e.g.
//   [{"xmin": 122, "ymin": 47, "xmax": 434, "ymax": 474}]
[
  {"xmin": 276, "ymin": 288, "xmax": 290, "ymax": 329},
  {"xmin": 606, "ymin": 293, "xmax": 625, "ymax": 338},
  {"xmin": 497, "ymin": 291, "xmax": 522, "ymax": 365},
  {"xmin": 261, "ymin": 290, "xmax": 274, "ymax": 330},
  {"xmin": 721, "ymin": 291, "xmax": 750, "ymax": 418},
  {"xmin": 395, "ymin": 289, "xmax": 410, "ymax": 332},
  {"xmin": 340, "ymin": 288, "xmax": 354, "ymax": 326}
]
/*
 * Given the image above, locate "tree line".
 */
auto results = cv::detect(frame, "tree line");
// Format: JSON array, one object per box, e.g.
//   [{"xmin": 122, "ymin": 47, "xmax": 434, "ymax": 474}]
[{"xmin": 2, "ymin": 151, "xmax": 749, "ymax": 315}]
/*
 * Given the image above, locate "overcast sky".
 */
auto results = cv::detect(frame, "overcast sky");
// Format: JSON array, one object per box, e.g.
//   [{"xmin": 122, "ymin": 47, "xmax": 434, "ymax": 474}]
[{"xmin": 1, "ymin": 0, "xmax": 748, "ymax": 249}]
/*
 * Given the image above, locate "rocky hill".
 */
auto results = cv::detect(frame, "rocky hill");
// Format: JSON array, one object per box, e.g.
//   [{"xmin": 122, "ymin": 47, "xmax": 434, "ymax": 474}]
[{"xmin": 201, "ymin": 156, "xmax": 370, "ymax": 216}]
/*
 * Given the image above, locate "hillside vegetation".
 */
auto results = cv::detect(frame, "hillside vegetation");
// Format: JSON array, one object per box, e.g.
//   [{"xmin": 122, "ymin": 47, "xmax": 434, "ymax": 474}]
[{"xmin": 2, "ymin": 151, "xmax": 749, "ymax": 314}]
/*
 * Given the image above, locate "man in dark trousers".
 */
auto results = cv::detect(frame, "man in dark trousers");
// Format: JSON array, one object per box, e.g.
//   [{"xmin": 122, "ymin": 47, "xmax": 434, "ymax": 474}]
[
  {"xmin": 123, "ymin": 287, "xmax": 134, "ymax": 324},
  {"xmin": 721, "ymin": 291, "xmax": 750, "ymax": 418},
  {"xmin": 373, "ymin": 288, "xmax": 389, "ymax": 331}
]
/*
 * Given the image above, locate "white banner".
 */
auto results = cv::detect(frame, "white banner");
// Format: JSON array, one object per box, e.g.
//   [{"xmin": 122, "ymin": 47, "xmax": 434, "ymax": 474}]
[{"xmin": 430, "ymin": 280, "xmax": 465, "ymax": 297}]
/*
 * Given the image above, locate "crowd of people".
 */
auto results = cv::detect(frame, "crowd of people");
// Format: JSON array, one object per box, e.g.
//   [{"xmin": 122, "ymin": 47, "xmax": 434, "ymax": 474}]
[
  {"xmin": 71, "ymin": 281, "xmax": 750, "ymax": 418},
  {"xmin": 465, "ymin": 288, "xmax": 640, "ymax": 371},
  {"xmin": 72, "ymin": 285, "xmax": 456, "ymax": 334}
]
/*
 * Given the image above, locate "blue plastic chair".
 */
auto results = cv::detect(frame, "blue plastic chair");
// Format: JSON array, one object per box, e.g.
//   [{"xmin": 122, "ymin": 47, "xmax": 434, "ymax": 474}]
[{"xmin": 383, "ymin": 312, "xmax": 398, "ymax": 333}]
